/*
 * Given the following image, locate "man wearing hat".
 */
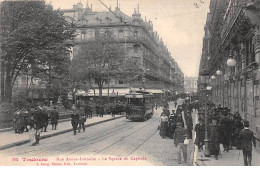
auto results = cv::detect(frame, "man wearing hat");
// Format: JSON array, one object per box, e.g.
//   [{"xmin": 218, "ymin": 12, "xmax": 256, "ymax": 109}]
[
  {"xmin": 209, "ymin": 116, "xmax": 220, "ymax": 160},
  {"xmin": 173, "ymin": 122, "xmax": 189, "ymax": 164},
  {"xmin": 238, "ymin": 121, "xmax": 256, "ymax": 166},
  {"xmin": 195, "ymin": 118, "xmax": 205, "ymax": 152}
]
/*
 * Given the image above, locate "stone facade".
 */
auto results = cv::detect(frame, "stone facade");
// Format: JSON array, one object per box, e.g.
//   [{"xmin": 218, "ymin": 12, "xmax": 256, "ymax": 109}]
[
  {"xmin": 199, "ymin": 0, "xmax": 260, "ymax": 140},
  {"xmin": 61, "ymin": 2, "xmax": 184, "ymax": 93}
]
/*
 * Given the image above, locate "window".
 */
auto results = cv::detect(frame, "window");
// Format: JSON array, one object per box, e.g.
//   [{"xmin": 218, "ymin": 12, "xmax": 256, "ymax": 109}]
[
  {"xmin": 134, "ymin": 30, "xmax": 138, "ymax": 36},
  {"xmin": 119, "ymin": 80, "xmax": 124, "ymax": 84},
  {"xmin": 105, "ymin": 29, "xmax": 111, "ymax": 37},
  {"xmin": 133, "ymin": 44, "xmax": 139, "ymax": 53},
  {"xmin": 119, "ymin": 29, "xmax": 124, "ymax": 38},
  {"xmin": 95, "ymin": 29, "xmax": 100, "ymax": 38}
]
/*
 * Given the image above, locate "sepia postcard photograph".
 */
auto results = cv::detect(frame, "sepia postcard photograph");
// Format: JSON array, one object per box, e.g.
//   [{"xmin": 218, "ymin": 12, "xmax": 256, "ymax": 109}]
[{"xmin": 0, "ymin": 0, "xmax": 260, "ymax": 166}]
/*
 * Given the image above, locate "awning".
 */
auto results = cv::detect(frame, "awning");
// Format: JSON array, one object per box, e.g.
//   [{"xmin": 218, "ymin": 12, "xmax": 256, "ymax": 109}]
[
  {"xmin": 146, "ymin": 89, "xmax": 164, "ymax": 94},
  {"xmin": 85, "ymin": 88, "xmax": 132, "ymax": 97}
]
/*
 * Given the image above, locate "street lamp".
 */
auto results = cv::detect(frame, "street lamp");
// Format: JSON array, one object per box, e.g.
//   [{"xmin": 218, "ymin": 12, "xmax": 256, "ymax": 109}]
[
  {"xmin": 227, "ymin": 50, "xmax": 236, "ymax": 67},
  {"xmin": 211, "ymin": 75, "xmax": 216, "ymax": 80},
  {"xmin": 199, "ymin": 69, "xmax": 211, "ymax": 157},
  {"xmin": 216, "ymin": 70, "xmax": 223, "ymax": 76}
]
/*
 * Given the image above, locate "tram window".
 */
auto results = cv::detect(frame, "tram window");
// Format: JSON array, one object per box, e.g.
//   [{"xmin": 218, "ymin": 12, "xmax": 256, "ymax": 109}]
[{"xmin": 130, "ymin": 98, "xmax": 144, "ymax": 106}]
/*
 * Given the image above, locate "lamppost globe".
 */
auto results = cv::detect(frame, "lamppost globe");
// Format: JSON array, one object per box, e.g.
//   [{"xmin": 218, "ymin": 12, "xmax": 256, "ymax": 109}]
[
  {"xmin": 216, "ymin": 70, "xmax": 223, "ymax": 76},
  {"xmin": 211, "ymin": 75, "xmax": 216, "ymax": 80},
  {"xmin": 227, "ymin": 58, "xmax": 236, "ymax": 67},
  {"xmin": 206, "ymin": 86, "xmax": 212, "ymax": 91}
]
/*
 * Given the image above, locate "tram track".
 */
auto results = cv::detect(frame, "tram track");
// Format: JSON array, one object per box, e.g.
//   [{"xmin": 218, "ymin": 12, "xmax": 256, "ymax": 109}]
[
  {"xmin": 3, "ymin": 118, "xmax": 134, "ymax": 156},
  {"xmin": 93, "ymin": 117, "xmax": 159, "ymax": 157},
  {"xmin": 22, "ymin": 118, "xmax": 155, "ymax": 157}
]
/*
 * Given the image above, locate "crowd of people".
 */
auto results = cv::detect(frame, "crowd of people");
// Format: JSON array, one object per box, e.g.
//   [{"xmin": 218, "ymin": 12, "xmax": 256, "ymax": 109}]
[
  {"xmin": 12, "ymin": 100, "xmax": 130, "ymax": 145},
  {"xmin": 158, "ymin": 98, "xmax": 257, "ymax": 166},
  {"xmin": 195, "ymin": 103, "xmax": 257, "ymax": 165},
  {"xmin": 13, "ymin": 105, "xmax": 59, "ymax": 146},
  {"xmin": 158, "ymin": 99, "xmax": 193, "ymax": 164}
]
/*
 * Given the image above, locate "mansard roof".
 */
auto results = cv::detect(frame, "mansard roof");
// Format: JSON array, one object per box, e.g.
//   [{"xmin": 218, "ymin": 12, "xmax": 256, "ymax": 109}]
[{"xmin": 77, "ymin": 8, "xmax": 132, "ymax": 24}]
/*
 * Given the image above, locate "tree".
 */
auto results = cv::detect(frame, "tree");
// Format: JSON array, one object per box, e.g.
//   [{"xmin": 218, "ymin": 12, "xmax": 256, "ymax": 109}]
[
  {"xmin": 70, "ymin": 34, "xmax": 140, "ymax": 98},
  {"xmin": 0, "ymin": 1, "xmax": 75, "ymax": 103}
]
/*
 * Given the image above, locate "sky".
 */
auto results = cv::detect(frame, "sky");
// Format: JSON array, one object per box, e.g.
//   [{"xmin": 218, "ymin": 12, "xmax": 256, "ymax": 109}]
[{"xmin": 47, "ymin": 0, "xmax": 210, "ymax": 77}]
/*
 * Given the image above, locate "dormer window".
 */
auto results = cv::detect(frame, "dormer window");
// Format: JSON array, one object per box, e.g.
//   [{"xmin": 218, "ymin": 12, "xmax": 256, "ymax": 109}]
[
  {"xmin": 105, "ymin": 17, "xmax": 111, "ymax": 23},
  {"xmin": 96, "ymin": 17, "xmax": 101, "ymax": 24}
]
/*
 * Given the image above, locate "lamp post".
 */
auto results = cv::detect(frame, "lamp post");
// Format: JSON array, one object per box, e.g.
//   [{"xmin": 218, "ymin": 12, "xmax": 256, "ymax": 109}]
[{"xmin": 199, "ymin": 69, "xmax": 211, "ymax": 157}]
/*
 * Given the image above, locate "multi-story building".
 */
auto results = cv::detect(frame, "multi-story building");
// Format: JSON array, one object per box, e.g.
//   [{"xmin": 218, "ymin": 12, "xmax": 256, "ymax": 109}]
[
  {"xmin": 199, "ymin": 0, "xmax": 260, "ymax": 144},
  {"xmin": 184, "ymin": 76, "xmax": 198, "ymax": 93},
  {"xmin": 61, "ymin": 2, "xmax": 184, "ymax": 96}
]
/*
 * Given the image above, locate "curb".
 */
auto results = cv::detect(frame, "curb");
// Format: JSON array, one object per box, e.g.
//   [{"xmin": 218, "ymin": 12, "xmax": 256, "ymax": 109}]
[
  {"xmin": 0, "ymin": 116, "xmax": 124, "ymax": 151},
  {"xmin": 0, "ymin": 114, "xmax": 104, "ymax": 133},
  {"xmin": 0, "ymin": 118, "xmax": 72, "ymax": 133}
]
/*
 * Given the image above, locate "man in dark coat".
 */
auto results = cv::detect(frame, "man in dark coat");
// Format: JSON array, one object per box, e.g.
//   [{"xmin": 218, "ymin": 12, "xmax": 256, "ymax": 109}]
[
  {"xmin": 238, "ymin": 121, "xmax": 256, "ymax": 166},
  {"xmin": 29, "ymin": 107, "xmax": 42, "ymax": 146},
  {"xmin": 209, "ymin": 117, "xmax": 220, "ymax": 160},
  {"xmin": 85, "ymin": 104, "xmax": 92, "ymax": 119},
  {"xmin": 38, "ymin": 106, "xmax": 49, "ymax": 132},
  {"xmin": 233, "ymin": 113, "xmax": 244, "ymax": 148},
  {"xmin": 195, "ymin": 118, "xmax": 205, "ymax": 152},
  {"xmin": 174, "ymin": 122, "xmax": 189, "ymax": 164},
  {"xmin": 220, "ymin": 115, "xmax": 233, "ymax": 152},
  {"xmin": 185, "ymin": 111, "xmax": 193, "ymax": 139},
  {"xmin": 71, "ymin": 109, "xmax": 80, "ymax": 135},
  {"xmin": 13, "ymin": 110, "xmax": 24, "ymax": 134},
  {"xmin": 50, "ymin": 106, "xmax": 59, "ymax": 130},
  {"xmin": 175, "ymin": 113, "xmax": 184, "ymax": 128},
  {"xmin": 78, "ymin": 107, "xmax": 86, "ymax": 133},
  {"xmin": 167, "ymin": 114, "xmax": 176, "ymax": 139}
]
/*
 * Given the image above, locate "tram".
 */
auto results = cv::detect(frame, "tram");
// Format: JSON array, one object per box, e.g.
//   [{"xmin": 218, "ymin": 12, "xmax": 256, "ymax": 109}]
[{"xmin": 125, "ymin": 90, "xmax": 154, "ymax": 121}]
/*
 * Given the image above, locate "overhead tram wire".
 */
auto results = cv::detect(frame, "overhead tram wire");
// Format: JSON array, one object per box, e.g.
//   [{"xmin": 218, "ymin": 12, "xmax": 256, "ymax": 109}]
[{"xmin": 98, "ymin": 0, "xmax": 139, "ymax": 40}]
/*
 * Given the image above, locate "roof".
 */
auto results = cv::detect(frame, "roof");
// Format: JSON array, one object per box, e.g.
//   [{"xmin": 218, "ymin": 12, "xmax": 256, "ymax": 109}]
[
  {"xmin": 244, "ymin": 8, "xmax": 260, "ymax": 27},
  {"xmin": 77, "ymin": 8, "xmax": 132, "ymax": 25},
  {"xmin": 76, "ymin": 88, "xmax": 164, "ymax": 96}
]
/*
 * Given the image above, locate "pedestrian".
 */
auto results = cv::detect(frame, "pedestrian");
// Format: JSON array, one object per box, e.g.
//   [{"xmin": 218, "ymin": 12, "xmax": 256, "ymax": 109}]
[
  {"xmin": 238, "ymin": 121, "xmax": 256, "ymax": 166},
  {"xmin": 194, "ymin": 118, "xmax": 205, "ymax": 152},
  {"xmin": 85, "ymin": 104, "xmax": 92, "ymax": 119},
  {"xmin": 175, "ymin": 112, "xmax": 184, "ymax": 128},
  {"xmin": 38, "ymin": 106, "xmax": 49, "ymax": 132},
  {"xmin": 185, "ymin": 112, "xmax": 193, "ymax": 139},
  {"xmin": 13, "ymin": 110, "xmax": 23, "ymax": 134},
  {"xmin": 71, "ymin": 108, "xmax": 79, "ymax": 135},
  {"xmin": 159, "ymin": 113, "xmax": 168, "ymax": 138},
  {"xmin": 24, "ymin": 108, "xmax": 29, "ymax": 132},
  {"xmin": 99, "ymin": 104, "xmax": 104, "ymax": 117},
  {"xmin": 173, "ymin": 122, "xmax": 189, "ymax": 164},
  {"xmin": 50, "ymin": 106, "xmax": 59, "ymax": 130},
  {"xmin": 27, "ymin": 107, "xmax": 37, "ymax": 145},
  {"xmin": 209, "ymin": 117, "xmax": 220, "ymax": 160},
  {"xmin": 162, "ymin": 108, "xmax": 170, "ymax": 117},
  {"xmin": 110, "ymin": 104, "xmax": 116, "ymax": 117},
  {"xmin": 28, "ymin": 106, "xmax": 42, "ymax": 146},
  {"xmin": 233, "ymin": 113, "xmax": 243, "ymax": 149},
  {"xmin": 174, "ymin": 100, "xmax": 177, "ymax": 108},
  {"xmin": 167, "ymin": 116, "xmax": 176, "ymax": 139},
  {"xmin": 78, "ymin": 107, "xmax": 86, "ymax": 133},
  {"xmin": 220, "ymin": 114, "xmax": 233, "ymax": 152}
]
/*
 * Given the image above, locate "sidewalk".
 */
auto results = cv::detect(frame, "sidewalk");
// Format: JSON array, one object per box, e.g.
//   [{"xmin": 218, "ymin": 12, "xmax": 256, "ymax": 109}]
[
  {"xmin": 0, "ymin": 115, "xmax": 124, "ymax": 150},
  {"xmin": 196, "ymin": 144, "xmax": 260, "ymax": 166},
  {"xmin": 193, "ymin": 110, "xmax": 260, "ymax": 166}
]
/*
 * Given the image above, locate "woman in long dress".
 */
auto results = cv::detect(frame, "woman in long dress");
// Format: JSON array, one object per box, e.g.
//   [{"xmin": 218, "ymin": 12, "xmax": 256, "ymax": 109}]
[
  {"xmin": 159, "ymin": 113, "xmax": 169, "ymax": 138},
  {"xmin": 28, "ymin": 115, "xmax": 36, "ymax": 145}
]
